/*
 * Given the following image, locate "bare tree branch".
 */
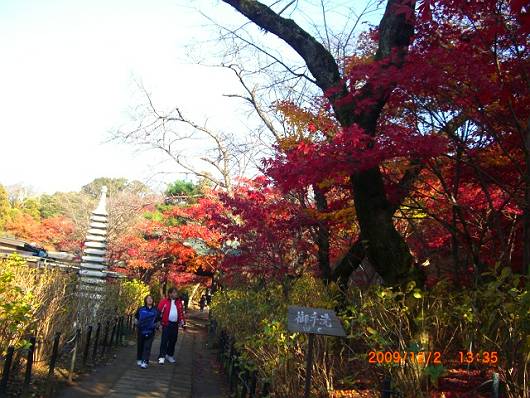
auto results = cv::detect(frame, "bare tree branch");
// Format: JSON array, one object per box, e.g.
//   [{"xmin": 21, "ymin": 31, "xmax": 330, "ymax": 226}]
[{"xmin": 223, "ymin": 64, "xmax": 284, "ymax": 140}]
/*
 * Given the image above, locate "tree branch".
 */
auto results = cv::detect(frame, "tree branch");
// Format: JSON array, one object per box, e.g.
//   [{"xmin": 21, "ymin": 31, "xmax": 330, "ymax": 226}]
[
  {"xmin": 220, "ymin": 0, "xmax": 342, "ymax": 94},
  {"xmin": 223, "ymin": 64, "xmax": 284, "ymax": 140}
]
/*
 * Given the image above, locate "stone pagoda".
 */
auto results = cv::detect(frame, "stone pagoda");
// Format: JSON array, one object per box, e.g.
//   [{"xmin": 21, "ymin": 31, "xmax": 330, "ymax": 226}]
[{"xmin": 78, "ymin": 186, "xmax": 108, "ymax": 296}]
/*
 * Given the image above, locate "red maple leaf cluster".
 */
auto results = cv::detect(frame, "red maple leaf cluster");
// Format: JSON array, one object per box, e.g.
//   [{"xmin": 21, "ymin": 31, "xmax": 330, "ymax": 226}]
[{"xmin": 108, "ymin": 0, "xmax": 529, "ymax": 288}]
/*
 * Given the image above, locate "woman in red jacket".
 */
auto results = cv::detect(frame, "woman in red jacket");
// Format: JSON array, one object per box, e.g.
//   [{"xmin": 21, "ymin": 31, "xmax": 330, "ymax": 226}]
[{"xmin": 157, "ymin": 287, "xmax": 186, "ymax": 364}]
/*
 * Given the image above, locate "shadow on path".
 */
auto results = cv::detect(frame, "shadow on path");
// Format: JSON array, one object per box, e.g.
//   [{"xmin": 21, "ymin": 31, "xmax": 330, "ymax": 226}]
[{"xmin": 57, "ymin": 309, "xmax": 227, "ymax": 398}]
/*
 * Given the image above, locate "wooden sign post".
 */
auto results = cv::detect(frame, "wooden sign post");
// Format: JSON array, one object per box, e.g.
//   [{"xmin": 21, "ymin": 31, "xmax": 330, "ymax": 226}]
[{"xmin": 287, "ymin": 306, "xmax": 346, "ymax": 398}]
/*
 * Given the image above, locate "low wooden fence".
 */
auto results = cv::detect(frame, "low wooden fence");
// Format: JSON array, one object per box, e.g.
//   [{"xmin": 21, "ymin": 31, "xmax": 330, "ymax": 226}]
[
  {"xmin": 0, "ymin": 314, "xmax": 136, "ymax": 397},
  {"xmin": 208, "ymin": 315, "xmax": 502, "ymax": 398},
  {"xmin": 209, "ymin": 318, "xmax": 271, "ymax": 398}
]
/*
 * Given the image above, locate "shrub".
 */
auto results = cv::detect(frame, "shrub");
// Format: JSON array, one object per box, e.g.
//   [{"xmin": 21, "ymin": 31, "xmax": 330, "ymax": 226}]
[
  {"xmin": 0, "ymin": 255, "xmax": 34, "ymax": 354},
  {"xmin": 0, "ymin": 254, "xmax": 151, "ymax": 362},
  {"xmin": 212, "ymin": 274, "xmax": 342, "ymax": 397},
  {"xmin": 114, "ymin": 278, "xmax": 150, "ymax": 315},
  {"xmin": 341, "ymin": 268, "xmax": 529, "ymax": 397},
  {"xmin": 0, "ymin": 254, "xmax": 77, "ymax": 359},
  {"xmin": 211, "ymin": 270, "xmax": 529, "ymax": 397}
]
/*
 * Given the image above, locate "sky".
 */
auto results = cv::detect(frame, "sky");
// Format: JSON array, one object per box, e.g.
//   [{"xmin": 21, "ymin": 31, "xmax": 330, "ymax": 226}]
[
  {"xmin": 0, "ymin": 0, "xmax": 253, "ymax": 194},
  {"xmin": 0, "ymin": 0, "xmax": 379, "ymax": 195}
]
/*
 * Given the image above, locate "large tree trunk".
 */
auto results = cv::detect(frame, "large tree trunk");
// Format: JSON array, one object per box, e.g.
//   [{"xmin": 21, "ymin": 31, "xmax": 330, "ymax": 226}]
[
  {"xmin": 313, "ymin": 185, "xmax": 331, "ymax": 280},
  {"xmin": 332, "ymin": 239, "xmax": 365, "ymax": 290},
  {"xmin": 523, "ymin": 119, "xmax": 530, "ymax": 285},
  {"xmin": 221, "ymin": 0, "xmax": 417, "ymax": 285},
  {"xmin": 351, "ymin": 169, "xmax": 413, "ymax": 284}
]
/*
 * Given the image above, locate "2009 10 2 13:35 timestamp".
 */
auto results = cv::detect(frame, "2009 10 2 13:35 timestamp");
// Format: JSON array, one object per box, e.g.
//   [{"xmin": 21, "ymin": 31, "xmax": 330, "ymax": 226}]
[
  {"xmin": 458, "ymin": 351, "xmax": 498, "ymax": 364},
  {"xmin": 367, "ymin": 351, "xmax": 499, "ymax": 365}
]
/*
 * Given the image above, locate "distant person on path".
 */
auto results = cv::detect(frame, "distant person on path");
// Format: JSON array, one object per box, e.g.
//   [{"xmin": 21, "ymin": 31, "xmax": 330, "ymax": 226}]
[
  {"xmin": 158, "ymin": 287, "xmax": 186, "ymax": 364},
  {"xmin": 206, "ymin": 290, "xmax": 212, "ymax": 306},
  {"xmin": 199, "ymin": 294, "xmax": 206, "ymax": 312},
  {"xmin": 183, "ymin": 291, "xmax": 189, "ymax": 312},
  {"xmin": 134, "ymin": 295, "xmax": 160, "ymax": 369}
]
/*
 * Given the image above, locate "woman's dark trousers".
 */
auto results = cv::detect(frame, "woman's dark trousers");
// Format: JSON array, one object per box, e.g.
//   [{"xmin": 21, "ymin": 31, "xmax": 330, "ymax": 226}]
[
  {"xmin": 137, "ymin": 332, "xmax": 155, "ymax": 362},
  {"xmin": 159, "ymin": 322, "xmax": 179, "ymax": 358}
]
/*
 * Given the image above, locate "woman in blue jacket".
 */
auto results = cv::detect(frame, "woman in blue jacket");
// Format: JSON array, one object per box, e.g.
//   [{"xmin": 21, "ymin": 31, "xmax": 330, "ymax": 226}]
[{"xmin": 134, "ymin": 295, "xmax": 160, "ymax": 368}]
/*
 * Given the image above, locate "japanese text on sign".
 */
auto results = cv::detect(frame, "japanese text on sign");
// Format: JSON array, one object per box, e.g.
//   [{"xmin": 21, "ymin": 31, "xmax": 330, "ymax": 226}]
[{"xmin": 287, "ymin": 306, "xmax": 346, "ymax": 337}]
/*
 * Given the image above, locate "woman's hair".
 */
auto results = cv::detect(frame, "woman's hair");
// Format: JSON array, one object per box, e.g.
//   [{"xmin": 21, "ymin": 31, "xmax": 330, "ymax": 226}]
[
  {"xmin": 167, "ymin": 287, "xmax": 178, "ymax": 295},
  {"xmin": 143, "ymin": 295, "xmax": 154, "ymax": 306}
]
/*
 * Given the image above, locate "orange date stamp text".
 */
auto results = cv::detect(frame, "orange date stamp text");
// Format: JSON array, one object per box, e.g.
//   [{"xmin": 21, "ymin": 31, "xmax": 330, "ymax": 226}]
[{"xmin": 368, "ymin": 351, "xmax": 442, "ymax": 365}]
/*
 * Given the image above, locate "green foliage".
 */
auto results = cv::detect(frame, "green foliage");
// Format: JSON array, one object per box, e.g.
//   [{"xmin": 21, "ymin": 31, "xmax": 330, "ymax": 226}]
[
  {"xmin": 0, "ymin": 255, "xmax": 33, "ymax": 352},
  {"xmin": 342, "ymin": 270, "xmax": 529, "ymax": 397},
  {"xmin": 0, "ymin": 184, "xmax": 10, "ymax": 230},
  {"xmin": 211, "ymin": 275, "xmax": 340, "ymax": 397},
  {"xmin": 165, "ymin": 180, "xmax": 202, "ymax": 205},
  {"xmin": 289, "ymin": 274, "xmax": 339, "ymax": 309},
  {"xmin": 148, "ymin": 279, "xmax": 164, "ymax": 304},
  {"xmin": 119, "ymin": 279, "xmax": 151, "ymax": 314},
  {"xmin": 20, "ymin": 197, "xmax": 41, "ymax": 220},
  {"xmin": 166, "ymin": 180, "xmax": 199, "ymax": 197},
  {"xmin": 82, "ymin": 177, "xmax": 128, "ymax": 198},
  {"xmin": 0, "ymin": 254, "xmax": 77, "ymax": 358},
  {"xmin": 144, "ymin": 201, "xmax": 191, "ymax": 226},
  {"xmin": 98, "ymin": 279, "xmax": 150, "ymax": 320},
  {"xmin": 0, "ymin": 255, "xmax": 151, "ymax": 362},
  {"xmin": 144, "ymin": 209, "xmax": 164, "ymax": 223},
  {"xmin": 212, "ymin": 270, "xmax": 528, "ymax": 397},
  {"xmin": 144, "ymin": 203, "xmax": 186, "ymax": 226},
  {"xmin": 82, "ymin": 177, "xmax": 147, "ymax": 198},
  {"xmin": 38, "ymin": 194, "xmax": 63, "ymax": 218},
  {"xmin": 46, "ymin": 191, "xmax": 94, "ymax": 216}
]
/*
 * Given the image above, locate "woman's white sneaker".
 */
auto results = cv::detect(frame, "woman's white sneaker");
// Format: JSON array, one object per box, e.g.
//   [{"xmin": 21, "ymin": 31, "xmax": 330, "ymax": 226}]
[
  {"xmin": 166, "ymin": 355, "xmax": 176, "ymax": 363},
  {"xmin": 158, "ymin": 357, "xmax": 165, "ymax": 364},
  {"xmin": 140, "ymin": 361, "xmax": 148, "ymax": 369},
  {"xmin": 137, "ymin": 360, "xmax": 142, "ymax": 366}
]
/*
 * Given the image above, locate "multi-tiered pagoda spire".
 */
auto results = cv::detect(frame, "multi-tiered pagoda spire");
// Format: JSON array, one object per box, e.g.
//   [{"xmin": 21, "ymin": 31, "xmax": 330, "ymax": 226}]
[{"xmin": 79, "ymin": 186, "xmax": 108, "ymax": 295}]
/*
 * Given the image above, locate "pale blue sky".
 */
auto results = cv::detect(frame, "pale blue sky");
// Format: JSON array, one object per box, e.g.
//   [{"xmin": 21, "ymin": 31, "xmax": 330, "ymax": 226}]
[
  {"xmin": 0, "ymin": 0, "xmax": 379, "ymax": 194},
  {"xmin": 0, "ymin": 0, "xmax": 248, "ymax": 193}
]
